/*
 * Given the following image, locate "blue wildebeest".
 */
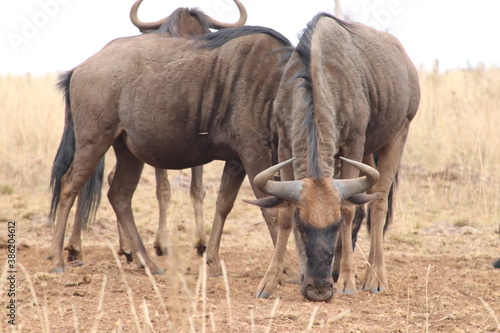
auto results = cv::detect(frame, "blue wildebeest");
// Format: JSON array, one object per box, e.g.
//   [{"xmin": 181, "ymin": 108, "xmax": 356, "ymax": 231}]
[
  {"xmin": 59, "ymin": 0, "xmax": 248, "ymax": 266},
  {"xmin": 47, "ymin": 26, "xmax": 293, "ymax": 274},
  {"xmin": 247, "ymin": 13, "xmax": 420, "ymax": 301}
]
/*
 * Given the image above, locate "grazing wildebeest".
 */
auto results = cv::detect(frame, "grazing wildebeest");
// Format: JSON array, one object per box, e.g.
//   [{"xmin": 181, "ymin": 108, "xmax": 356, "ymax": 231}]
[
  {"xmin": 47, "ymin": 26, "xmax": 293, "ymax": 274},
  {"xmin": 247, "ymin": 13, "xmax": 420, "ymax": 301},
  {"xmin": 59, "ymin": 0, "xmax": 248, "ymax": 266}
]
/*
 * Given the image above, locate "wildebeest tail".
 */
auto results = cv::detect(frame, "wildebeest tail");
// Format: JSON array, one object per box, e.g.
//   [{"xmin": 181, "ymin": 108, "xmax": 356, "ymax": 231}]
[
  {"xmin": 76, "ymin": 158, "xmax": 105, "ymax": 229},
  {"xmin": 49, "ymin": 70, "xmax": 105, "ymax": 228},
  {"xmin": 367, "ymin": 153, "xmax": 398, "ymax": 235}
]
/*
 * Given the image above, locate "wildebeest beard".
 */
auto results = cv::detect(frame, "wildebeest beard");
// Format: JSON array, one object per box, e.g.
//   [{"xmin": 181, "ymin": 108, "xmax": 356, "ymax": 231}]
[{"xmin": 294, "ymin": 210, "xmax": 340, "ymax": 281}]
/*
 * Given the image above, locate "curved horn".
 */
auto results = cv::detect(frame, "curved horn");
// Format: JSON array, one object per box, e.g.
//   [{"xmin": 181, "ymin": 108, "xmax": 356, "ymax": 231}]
[
  {"xmin": 333, "ymin": 157, "xmax": 380, "ymax": 200},
  {"xmin": 207, "ymin": 0, "xmax": 248, "ymax": 29},
  {"xmin": 253, "ymin": 158, "xmax": 302, "ymax": 202},
  {"xmin": 130, "ymin": 0, "xmax": 170, "ymax": 32}
]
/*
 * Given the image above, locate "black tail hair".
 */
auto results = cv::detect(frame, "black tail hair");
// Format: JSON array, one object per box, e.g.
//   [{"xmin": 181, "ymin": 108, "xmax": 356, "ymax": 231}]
[
  {"xmin": 76, "ymin": 158, "xmax": 105, "ymax": 229},
  {"xmin": 49, "ymin": 70, "xmax": 105, "ymax": 228},
  {"xmin": 367, "ymin": 153, "xmax": 398, "ymax": 235}
]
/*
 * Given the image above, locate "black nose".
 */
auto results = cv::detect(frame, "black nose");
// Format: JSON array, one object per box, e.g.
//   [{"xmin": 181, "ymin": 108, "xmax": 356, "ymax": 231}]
[{"xmin": 303, "ymin": 280, "xmax": 334, "ymax": 302}]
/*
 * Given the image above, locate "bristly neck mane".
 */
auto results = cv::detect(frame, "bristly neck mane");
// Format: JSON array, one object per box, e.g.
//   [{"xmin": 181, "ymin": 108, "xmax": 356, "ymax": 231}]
[
  {"xmin": 293, "ymin": 14, "xmax": 323, "ymax": 179},
  {"xmin": 292, "ymin": 13, "xmax": 352, "ymax": 179},
  {"xmin": 154, "ymin": 8, "xmax": 212, "ymax": 36}
]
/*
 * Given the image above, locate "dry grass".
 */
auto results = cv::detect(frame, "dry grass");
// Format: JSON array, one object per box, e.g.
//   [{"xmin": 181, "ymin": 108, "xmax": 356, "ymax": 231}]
[
  {"xmin": 1, "ymin": 68, "xmax": 499, "ymax": 332},
  {"xmin": 400, "ymin": 67, "xmax": 500, "ymax": 232},
  {"xmin": 0, "ymin": 74, "xmax": 64, "ymax": 195},
  {"xmin": 1, "ymin": 69, "xmax": 498, "ymax": 228}
]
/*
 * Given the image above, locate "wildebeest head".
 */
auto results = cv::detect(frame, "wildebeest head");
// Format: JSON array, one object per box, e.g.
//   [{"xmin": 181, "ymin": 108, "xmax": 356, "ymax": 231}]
[
  {"xmin": 130, "ymin": 0, "xmax": 247, "ymax": 35},
  {"xmin": 248, "ymin": 158, "xmax": 379, "ymax": 301}
]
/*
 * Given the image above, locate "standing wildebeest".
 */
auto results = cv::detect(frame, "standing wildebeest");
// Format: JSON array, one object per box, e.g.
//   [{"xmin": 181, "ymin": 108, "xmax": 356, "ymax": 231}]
[
  {"xmin": 47, "ymin": 26, "xmax": 293, "ymax": 274},
  {"xmin": 59, "ymin": 0, "xmax": 248, "ymax": 266},
  {"xmin": 248, "ymin": 13, "xmax": 420, "ymax": 301}
]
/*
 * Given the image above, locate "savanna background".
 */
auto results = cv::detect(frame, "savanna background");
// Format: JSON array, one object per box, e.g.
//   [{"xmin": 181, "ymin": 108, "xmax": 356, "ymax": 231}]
[{"xmin": 0, "ymin": 63, "xmax": 499, "ymax": 332}]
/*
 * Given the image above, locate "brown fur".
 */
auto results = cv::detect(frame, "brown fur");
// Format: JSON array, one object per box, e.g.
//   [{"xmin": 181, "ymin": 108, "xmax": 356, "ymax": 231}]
[
  {"xmin": 258, "ymin": 13, "xmax": 420, "ymax": 300},
  {"xmin": 65, "ymin": 5, "xmax": 222, "ymax": 265},
  {"xmin": 48, "ymin": 27, "xmax": 292, "ymax": 275},
  {"xmin": 297, "ymin": 178, "xmax": 341, "ymax": 229}
]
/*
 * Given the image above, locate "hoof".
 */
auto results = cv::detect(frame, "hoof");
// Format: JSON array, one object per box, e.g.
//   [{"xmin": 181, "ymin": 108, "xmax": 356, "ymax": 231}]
[
  {"xmin": 51, "ymin": 267, "xmax": 65, "ymax": 274},
  {"xmin": 256, "ymin": 291, "xmax": 271, "ymax": 299},
  {"xmin": 336, "ymin": 287, "xmax": 356, "ymax": 295},
  {"xmin": 69, "ymin": 260, "xmax": 85, "ymax": 267},
  {"xmin": 343, "ymin": 288, "xmax": 357, "ymax": 295},
  {"xmin": 207, "ymin": 263, "xmax": 222, "ymax": 277},
  {"xmin": 286, "ymin": 276, "xmax": 302, "ymax": 285},
  {"xmin": 67, "ymin": 252, "xmax": 82, "ymax": 262},
  {"xmin": 359, "ymin": 286, "xmax": 385, "ymax": 294},
  {"xmin": 492, "ymin": 258, "xmax": 500, "ymax": 269},
  {"xmin": 154, "ymin": 246, "xmax": 166, "ymax": 257},
  {"xmin": 118, "ymin": 249, "xmax": 134, "ymax": 264},
  {"xmin": 370, "ymin": 286, "xmax": 385, "ymax": 294},
  {"xmin": 195, "ymin": 244, "xmax": 206, "ymax": 257},
  {"xmin": 152, "ymin": 269, "xmax": 165, "ymax": 275}
]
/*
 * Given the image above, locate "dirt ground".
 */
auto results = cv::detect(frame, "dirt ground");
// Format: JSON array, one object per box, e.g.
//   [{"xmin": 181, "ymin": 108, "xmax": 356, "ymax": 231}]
[{"xmin": 1, "ymin": 160, "xmax": 499, "ymax": 332}]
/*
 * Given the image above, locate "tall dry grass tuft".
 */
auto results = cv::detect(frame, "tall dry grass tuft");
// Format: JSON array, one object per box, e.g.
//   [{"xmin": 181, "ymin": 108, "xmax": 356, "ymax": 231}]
[
  {"xmin": 407, "ymin": 68, "xmax": 500, "ymax": 170},
  {"xmin": 401, "ymin": 67, "xmax": 500, "ymax": 230},
  {"xmin": 0, "ymin": 74, "xmax": 64, "ymax": 194}
]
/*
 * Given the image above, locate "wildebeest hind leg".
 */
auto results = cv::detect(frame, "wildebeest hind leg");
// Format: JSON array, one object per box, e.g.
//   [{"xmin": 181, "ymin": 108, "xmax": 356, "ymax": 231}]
[
  {"xmin": 108, "ymin": 165, "xmax": 134, "ymax": 263},
  {"xmin": 361, "ymin": 126, "xmax": 409, "ymax": 293},
  {"xmin": 65, "ymin": 195, "xmax": 84, "ymax": 264},
  {"xmin": 190, "ymin": 166, "xmax": 206, "ymax": 256},
  {"xmin": 48, "ymin": 149, "xmax": 108, "ymax": 273},
  {"xmin": 153, "ymin": 168, "xmax": 171, "ymax": 257},
  {"xmin": 206, "ymin": 161, "xmax": 246, "ymax": 277},
  {"xmin": 108, "ymin": 138, "xmax": 164, "ymax": 274}
]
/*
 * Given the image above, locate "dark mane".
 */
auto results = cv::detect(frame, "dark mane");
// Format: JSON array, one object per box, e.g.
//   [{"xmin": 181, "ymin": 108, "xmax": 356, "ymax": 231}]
[
  {"xmin": 155, "ymin": 8, "xmax": 212, "ymax": 36},
  {"xmin": 294, "ymin": 14, "xmax": 321, "ymax": 178},
  {"xmin": 293, "ymin": 13, "xmax": 353, "ymax": 179},
  {"xmin": 196, "ymin": 25, "xmax": 292, "ymax": 49}
]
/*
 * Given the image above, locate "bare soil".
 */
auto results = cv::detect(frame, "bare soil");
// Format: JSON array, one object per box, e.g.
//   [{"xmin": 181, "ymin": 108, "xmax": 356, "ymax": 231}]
[{"xmin": 1, "ymin": 161, "xmax": 499, "ymax": 332}]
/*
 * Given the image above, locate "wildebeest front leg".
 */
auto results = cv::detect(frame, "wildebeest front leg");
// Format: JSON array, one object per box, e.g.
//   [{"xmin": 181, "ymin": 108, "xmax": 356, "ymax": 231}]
[
  {"xmin": 190, "ymin": 166, "xmax": 206, "ymax": 256},
  {"xmin": 153, "ymin": 168, "xmax": 171, "ymax": 257},
  {"xmin": 335, "ymin": 206, "xmax": 357, "ymax": 294},
  {"xmin": 206, "ymin": 161, "xmax": 246, "ymax": 276},
  {"xmin": 253, "ymin": 155, "xmax": 296, "ymax": 298},
  {"xmin": 332, "ymin": 206, "xmax": 364, "ymax": 283},
  {"xmin": 335, "ymin": 151, "xmax": 365, "ymax": 295},
  {"xmin": 108, "ymin": 139, "xmax": 164, "ymax": 275},
  {"xmin": 256, "ymin": 207, "xmax": 294, "ymax": 298}
]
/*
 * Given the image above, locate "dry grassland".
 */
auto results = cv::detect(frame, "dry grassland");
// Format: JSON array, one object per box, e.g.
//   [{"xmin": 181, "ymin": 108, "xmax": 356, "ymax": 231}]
[{"xmin": 0, "ymin": 68, "xmax": 499, "ymax": 332}]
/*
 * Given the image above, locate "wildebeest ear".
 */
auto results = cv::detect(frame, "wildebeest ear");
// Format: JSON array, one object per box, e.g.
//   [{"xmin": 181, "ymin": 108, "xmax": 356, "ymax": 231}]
[
  {"xmin": 243, "ymin": 196, "xmax": 285, "ymax": 208},
  {"xmin": 347, "ymin": 193, "xmax": 380, "ymax": 205}
]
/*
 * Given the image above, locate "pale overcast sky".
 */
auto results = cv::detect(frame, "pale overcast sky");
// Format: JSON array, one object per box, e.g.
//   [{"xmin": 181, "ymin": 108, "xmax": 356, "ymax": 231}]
[{"xmin": 1, "ymin": 0, "xmax": 499, "ymax": 75}]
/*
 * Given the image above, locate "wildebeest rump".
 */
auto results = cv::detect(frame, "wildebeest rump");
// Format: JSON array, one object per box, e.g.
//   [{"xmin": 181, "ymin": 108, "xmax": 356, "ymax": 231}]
[
  {"xmin": 248, "ymin": 13, "xmax": 420, "ymax": 301},
  {"xmin": 59, "ymin": 0, "xmax": 247, "ymax": 267},
  {"xmin": 48, "ymin": 26, "xmax": 293, "ymax": 275}
]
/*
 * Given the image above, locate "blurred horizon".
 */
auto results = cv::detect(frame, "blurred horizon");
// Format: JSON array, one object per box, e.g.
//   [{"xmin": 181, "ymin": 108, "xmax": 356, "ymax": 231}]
[{"xmin": 2, "ymin": 0, "xmax": 500, "ymax": 75}]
